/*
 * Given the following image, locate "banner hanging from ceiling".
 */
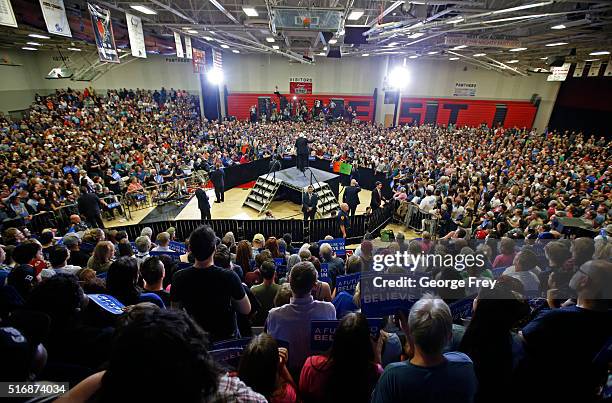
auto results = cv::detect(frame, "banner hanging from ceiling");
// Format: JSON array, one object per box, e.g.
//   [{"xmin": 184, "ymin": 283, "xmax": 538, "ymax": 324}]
[
  {"xmin": 587, "ymin": 60, "xmax": 602, "ymax": 77},
  {"xmin": 184, "ymin": 36, "xmax": 192, "ymax": 59},
  {"xmin": 573, "ymin": 61, "xmax": 585, "ymax": 77},
  {"xmin": 88, "ymin": 3, "xmax": 119, "ymax": 63},
  {"xmin": 212, "ymin": 49, "xmax": 223, "ymax": 71},
  {"xmin": 0, "ymin": 0, "xmax": 17, "ymax": 27},
  {"xmin": 289, "ymin": 77, "xmax": 313, "ymax": 94},
  {"xmin": 604, "ymin": 59, "xmax": 612, "ymax": 77},
  {"xmin": 174, "ymin": 32, "xmax": 184, "ymax": 58},
  {"xmin": 125, "ymin": 12, "xmax": 146, "ymax": 58},
  {"xmin": 192, "ymin": 48, "xmax": 206, "ymax": 73},
  {"xmin": 547, "ymin": 63, "xmax": 571, "ymax": 81},
  {"xmin": 39, "ymin": 0, "xmax": 72, "ymax": 37}
]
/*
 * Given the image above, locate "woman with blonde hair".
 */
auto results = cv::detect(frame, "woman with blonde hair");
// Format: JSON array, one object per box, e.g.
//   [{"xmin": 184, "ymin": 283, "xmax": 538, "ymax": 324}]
[{"xmin": 87, "ymin": 240, "xmax": 115, "ymax": 273}]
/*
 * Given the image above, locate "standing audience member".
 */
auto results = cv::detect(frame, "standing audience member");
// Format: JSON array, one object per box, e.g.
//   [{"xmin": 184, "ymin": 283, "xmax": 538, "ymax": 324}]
[
  {"xmin": 251, "ymin": 260, "xmax": 280, "ymax": 326},
  {"xmin": 171, "ymin": 226, "xmax": 251, "ymax": 342},
  {"xmin": 266, "ymin": 261, "xmax": 336, "ymax": 375},
  {"xmin": 371, "ymin": 294, "xmax": 478, "ymax": 403},
  {"xmin": 300, "ymin": 313, "xmax": 384, "ymax": 403}
]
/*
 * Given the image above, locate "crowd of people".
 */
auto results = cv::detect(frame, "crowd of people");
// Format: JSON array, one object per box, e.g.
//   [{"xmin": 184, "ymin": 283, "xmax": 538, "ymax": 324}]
[
  {"xmin": 0, "ymin": 216, "xmax": 611, "ymax": 402},
  {"xmin": 0, "ymin": 87, "xmax": 610, "ymax": 401},
  {"xmin": 1, "ymin": 87, "xmax": 610, "ymax": 238}
]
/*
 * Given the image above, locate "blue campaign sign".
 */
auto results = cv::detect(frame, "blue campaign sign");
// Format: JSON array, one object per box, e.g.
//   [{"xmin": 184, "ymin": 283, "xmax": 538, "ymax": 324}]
[
  {"xmin": 360, "ymin": 273, "xmax": 417, "ymax": 317},
  {"xmin": 320, "ymin": 263, "xmax": 331, "ymax": 284},
  {"xmin": 335, "ymin": 272, "xmax": 361, "ymax": 294},
  {"xmin": 169, "ymin": 241, "xmax": 187, "ymax": 254},
  {"xmin": 319, "ymin": 238, "xmax": 346, "ymax": 256},
  {"xmin": 88, "ymin": 294, "xmax": 125, "ymax": 315},
  {"xmin": 212, "ymin": 337, "xmax": 254, "ymax": 350},
  {"xmin": 130, "ymin": 242, "xmax": 138, "ymax": 254},
  {"xmin": 449, "ymin": 295, "xmax": 475, "ymax": 322},
  {"xmin": 274, "ymin": 257, "xmax": 285, "ymax": 266},
  {"xmin": 209, "ymin": 348, "xmax": 243, "ymax": 370},
  {"xmin": 491, "ymin": 267, "xmax": 506, "ymax": 278},
  {"xmin": 311, "ymin": 318, "xmax": 384, "ymax": 351},
  {"xmin": 276, "ymin": 265, "xmax": 288, "ymax": 279},
  {"xmin": 149, "ymin": 250, "xmax": 183, "ymax": 261}
]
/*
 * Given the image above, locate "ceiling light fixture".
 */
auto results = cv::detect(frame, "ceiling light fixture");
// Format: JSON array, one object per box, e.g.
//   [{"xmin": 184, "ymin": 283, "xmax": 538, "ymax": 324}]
[
  {"xmin": 506, "ymin": 59, "xmax": 519, "ymax": 63},
  {"xmin": 589, "ymin": 50, "xmax": 610, "ymax": 56},
  {"xmin": 407, "ymin": 32, "xmax": 424, "ymax": 39},
  {"xmin": 317, "ymin": 52, "xmax": 326, "ymax": 56},
  {"xmin": 266, "ymin": 37, "xmax": 275, "ymax": 43},
  {"xmin": 449, "ymin": 57, "xmax": 460, "ymax": 60},
  {"xmin": 26, "ymin": 42, "xmax": 42, "ymax": 46},
  {"xmin": 473, "ymin": 53, "xmax": 486, "ymax": 57},
  {"xmin": 272, "ymin": 45, "xmax": 279, "ymax": 49},
  {"xmin": 242, "ymin": 6, "xmax": 258, "ymax": 17},
  {"xmin": 446, "ymin": 17, "xmax": 464, "ymax": 24},
  {"xmin": 545, "ymin": 42, "xmax": 567, "ymax": 47},
  {"xmin": 551, "ymin": 24, "xmax": 565, "ymax": 29},
  {"xmin": 409, "ymin": 55, "xmax": 418, "ymax": 59},
  {"xmin": 509, "ymin": 47, "xmax": 527, "ymax": 52},
  {"xmin": 452, "ymin": 45, "xmax": 467, "ymax": 50},
  {"xmin": 220, "ymin": 44, "xmax": 229, "ymax": 48},
  {"xmin": 329, "ymin": 39, "xmax": 337, "ymax": 44},
  {"xmin": 130, "ymin": 5, "xmax": 157, "ymax": 15},
  {"xmin": 362, "ymin": 53, "xmax": 369, "ymax": 57},
  {"xmin": 204, "ymin": 36, "xmax": 213, "ymax": 41},
  {"xmin": 540, "ymin": 56, "xmax": 548, "ymax": 59},
  {"xmin": 187, "ymin": 29, "xmax": 198, "ymax": 34},
  {"xmin": 492, "ymin": 1, "xmax": 553, "ymax": 15},
  {"xmin": 232, "ymin": 49, "xmax": 239, "ymax": 53},
  {"xmin": 347, "ymin": 10, "xmax": 364, "ymax": 20},
  {"xmin": 22, "ymin": 47, "xmax": 38, "ymax": 51},
  {"xmin": 67, "ymin": 47, "xmax": 81, "ymax": 51},
  {"xmin": 28, "ymin": 33, "xmax": 50, "ymax": 39},
  {"xmin": 427, "ymin": 51, "xmax": 438, "ymax": 55}
]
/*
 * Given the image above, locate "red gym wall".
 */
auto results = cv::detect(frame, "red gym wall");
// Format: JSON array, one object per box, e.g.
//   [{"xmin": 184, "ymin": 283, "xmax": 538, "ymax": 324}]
[
  {"xmin": 226, "ymin": 93, "xmax": 375, "ymax": 122},
  {"xmin": 398, "ymin": 97, "xmax": 537, "ymax": 128}
]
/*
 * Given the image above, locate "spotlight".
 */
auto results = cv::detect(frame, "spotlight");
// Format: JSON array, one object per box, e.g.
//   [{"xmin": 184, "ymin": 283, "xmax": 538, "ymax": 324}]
[
  {"xmin": 292, "ymin": 95, "xmax": 297, "ymax": 100},
  {"xmin": 207, "ymin": 68, "xmax": 223, "ymax": 84},
  {"xmin": 388, "ymin": 66, "xmax": 409, "ymax": 89}
]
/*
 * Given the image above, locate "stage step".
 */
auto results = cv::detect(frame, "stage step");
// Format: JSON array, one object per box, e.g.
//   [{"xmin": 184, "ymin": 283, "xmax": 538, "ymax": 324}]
[
  {"xmin": 242, "ymin": 176, "xmax": 281, "ymax": 214},
  {"xmin": 315, "ymin": 183, "xmax": 339, "ymax": 218}
]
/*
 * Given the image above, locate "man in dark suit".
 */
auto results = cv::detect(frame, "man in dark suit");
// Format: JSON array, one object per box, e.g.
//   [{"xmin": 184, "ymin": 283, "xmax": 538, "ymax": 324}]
[
  {"xmin": 342, "ymin": 179, "xmax": 361, "ymax": 218},
  {"xmin": 195, "ymin": 184, "xmax": 211, "ymax": 221},
  {"xmin": 295, "ymin": 134, "xmax": 313, "ymax": 172},
  {"xmin": 77, "ymin": 186, "xmax": 107, "ymax": 228},
  {"xmin": 209, "ymin": 163, "xmax": 225, "ymax": 203},
  {"xmin": 370, "ymin": 181, "xmax": 387, "ymax": 211},
  {"xmin": 302, "ymin": 185, "xmax": 318, "ymax": 221}
]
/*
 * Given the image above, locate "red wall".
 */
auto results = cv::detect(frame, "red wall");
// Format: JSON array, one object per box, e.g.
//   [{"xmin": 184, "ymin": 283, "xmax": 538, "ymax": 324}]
[
  {"xmin": 398, "ymin": 97, "xmax": 537, "ymax": 128},
  {"xmin": 227, "ymin": 93, "xmax": 375, "ymax": 121}
]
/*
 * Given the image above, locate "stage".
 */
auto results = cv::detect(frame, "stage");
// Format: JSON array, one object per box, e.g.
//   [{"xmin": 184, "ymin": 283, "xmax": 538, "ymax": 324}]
[{"xmin": 270, "ymin": 167, "xmax": 340, "ymax": 204}]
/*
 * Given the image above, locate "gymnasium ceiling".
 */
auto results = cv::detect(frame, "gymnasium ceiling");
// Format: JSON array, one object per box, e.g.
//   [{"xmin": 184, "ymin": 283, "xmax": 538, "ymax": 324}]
[{"xmin": 2, "ymin": 0, "xmax": 612, "ymax": 72}]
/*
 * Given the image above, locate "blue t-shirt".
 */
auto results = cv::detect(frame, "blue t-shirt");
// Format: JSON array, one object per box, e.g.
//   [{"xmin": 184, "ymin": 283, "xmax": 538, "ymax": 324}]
[
  {"xmin": 371, "ymin": 352, "xmax": 477, "ymax": 403},
  {"xmin": 331, "ymin": 291, "xmax": 358, "ymax": 319}
]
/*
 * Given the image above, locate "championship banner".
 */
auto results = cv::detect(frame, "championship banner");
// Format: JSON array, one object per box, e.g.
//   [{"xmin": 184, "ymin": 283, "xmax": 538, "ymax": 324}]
[
  {"xmin": 88, "ymin": 3, "xmax": 119, "ymax": 63},
  {"xmin": 40, "ymin": 0, "xmax": 72, "ymax": 37},
  {"xmin": 174, "ymin": 32, "xmax": 184, "ymax": 58},
  {"xmin": 588, "ymin": 60, "xmax": 602, "ymax": 77},
  {"xmin": 290, "ymin": 77, "xmax": 313, "ymax": 94},
  {"xmin": 454, "ymin": 82, "xmax": 476, "ymax": 97},
  {"xmin": 444, "ymin": 36, "xmax": 521, "ymax": 49},
  {"xmin": 212, "ymin": 49, "xmax": 223, "ymax": 70},
  {"xmin": 192, "ymin": 48, "xmax": 206, "ymax": 73},
  {"xmin": 184, "ymin": 36, "xmax": 193, "ymax": 59},
  {"xmin": 547, "ymin": 62, "xmax": 571, "ymax": 82},
  {"xmin": 573, "ymin": 61, "xmax": 585, "ymax": 77},
  {"xmin": 126, "ymin": 12, "xmax": 146, "ymax": 58},
  {"xmin": 604, "ymin": 60, "xmax": 612, "ymax": 77},
  {"xmin": 0, "ymin": 0, "xmax": 17, "ymax": 27}
]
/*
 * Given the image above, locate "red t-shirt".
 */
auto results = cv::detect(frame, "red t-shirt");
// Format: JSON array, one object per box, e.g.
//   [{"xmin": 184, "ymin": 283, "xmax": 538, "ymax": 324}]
[{"xmin": 299, "ymin": 355, "xmax": 383, "ymax": 402}]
